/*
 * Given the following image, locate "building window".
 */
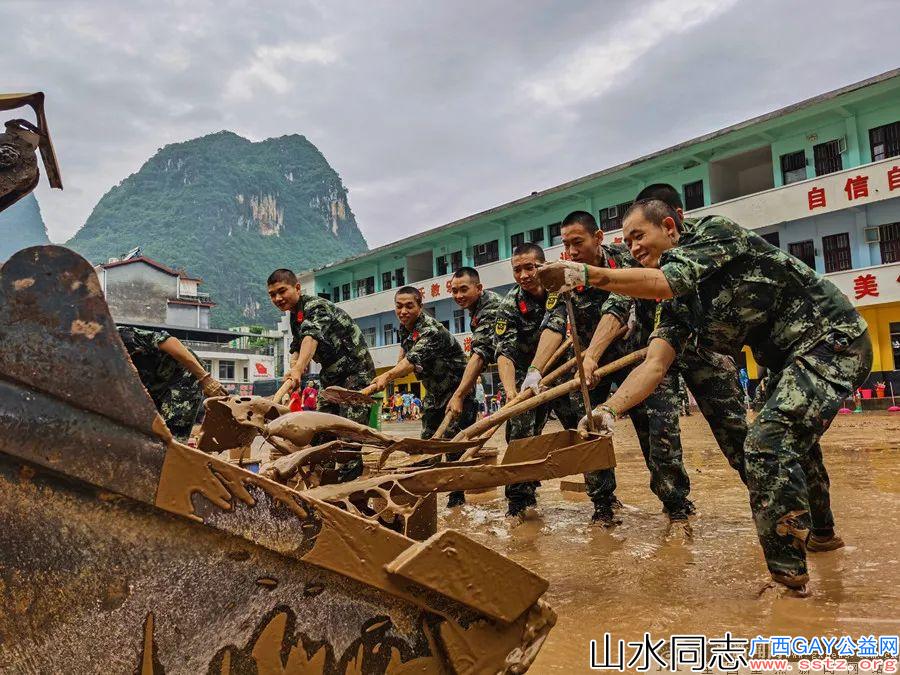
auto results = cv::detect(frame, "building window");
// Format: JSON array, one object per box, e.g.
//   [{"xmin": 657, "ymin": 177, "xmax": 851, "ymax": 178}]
[
  {"xmin": 780, "ymin": 150, "xmax": 807, "ymax": 184},
  {"xmin": 383, "ymin": 323, "xmax": 395, "ymax": 345},
  {"xmin": 473, "ymin": 239, "xmax": 499, "ymax": 266},
  {"xmin": 436, "ymin": 251, "xmax": 462, "ymax": 276},
  {"xmin": 510, "ymin": 232, "xmax": 525, "ymax": 250},
  {"xmin": 529, "ymin": 227, "xmax": 544, "ymax": 243},
  {"xmin": 813, "ymin": 139, "xmax": 843, "ymax": 176},
  {"xmin": 549, "ymin": 222, "xmax": 562, "ymax": 245},
  {"xmin": 761, "ymin": 231, "xmax": 781, "ymax": 248},
  {"xmin": 395, "ymin": 268, "xmax": 405, "ymax": 286},
  {"xmin": 332, "ymin": 287, "xmax": 340, "ymax": 302},
  {"xmin": 242, "ymin": 366, "xmax": 249, "ymax": 381},
  {"xmin": 200, "ymin": 359, "xmax": 212, "ymax": 373},
  {"xmin": 362, "ymin": 326, "xmax": 376, "ymax": 348},
  {"xmin": 355, "ymin": 276, "xmax": 374, "ymax": 297},
  {"xmin": 440, "ymin": 320, "xmax": 450, "ymax": 331},
  {"xmin": 788, "ymin": 240, "xmax": 816, "ymax": 269},
  {"xmin": 453, "ymin": 309, "xmax": 465, "ymax": 334},
  {"xmin": 870, "ymin": 121, "xmax": 900, "ymax": 161},
  {"xmin": 218, "ymin": 360, "xmax": 235, "ymax": 381},
  {"xmin": 822, "ymin": 233, "xmax": 851, "ymax": 273},
  {"xmin": 341, "ymin": 283, "xmax": 350, "ymax": 301},
  {"xmin": 317, "ymin": 292, "xmax": 330, "ymax": 301},
  {"xmin": 382, "ymin": 271, "xmax": 392, "ymax": 291},
  {"xmin": 683, "ymin": 181, "xmax": 704, "ymax": 210},
  {"xmin": 879, "ymin": 222, "xmax": 900, "ymax": 264},
  {"xmin": 598, "ymin": 201, "xmax": 632, "ymax": 232}
]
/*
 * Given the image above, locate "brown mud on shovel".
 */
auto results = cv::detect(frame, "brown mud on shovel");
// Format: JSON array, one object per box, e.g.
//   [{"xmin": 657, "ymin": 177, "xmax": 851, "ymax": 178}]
[
  {"xmin": 0, "ymin": 245, "xmax": 556, "ymax": 673},
  {"xmin": 320, "ymin": 385, "xmax": 376, "ymax": 407}
]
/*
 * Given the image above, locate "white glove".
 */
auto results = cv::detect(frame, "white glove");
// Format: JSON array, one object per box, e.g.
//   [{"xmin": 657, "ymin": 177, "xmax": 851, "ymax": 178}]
[
  {"xmin": 578, "ymin": 404, "xmax": 617, "ymax": 438},
  {"xmin": 520, "ymin": 367, "xmax": 542, "ymax": 395},
  {"xmin": 537, "ymin": 261, "xmax": 587, "ymax": 293}
]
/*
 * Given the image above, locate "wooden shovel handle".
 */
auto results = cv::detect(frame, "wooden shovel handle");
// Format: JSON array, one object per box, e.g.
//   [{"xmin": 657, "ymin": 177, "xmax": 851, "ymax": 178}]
[{"xmin": 271, "ymin": 379, "xmax": 294, "ymax": 405}]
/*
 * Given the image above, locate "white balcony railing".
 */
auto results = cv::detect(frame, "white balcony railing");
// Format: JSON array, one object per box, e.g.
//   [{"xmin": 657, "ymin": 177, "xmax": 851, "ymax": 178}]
[{"xmin": 330, "ymin": 156, "xmax": 900, "ymax": 322}]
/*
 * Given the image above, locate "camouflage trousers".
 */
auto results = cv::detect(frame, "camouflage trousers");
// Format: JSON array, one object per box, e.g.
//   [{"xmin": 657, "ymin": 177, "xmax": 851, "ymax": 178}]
[
  {"xmin": 316, "ymin": 367, "xmax": 376, "ymax": 483},
  {"xmin": 504, "ymin": 385, "xmax": 583, "ymax": 507},
  {"xmin": 153, "ymin": 373, "xmax": 203, "ymax": 442},
  {"xmin": 745, "ymin": 331, "xmax": 872, "ymax": 581},
  {"xmin": 422, "ymin": 394, "xmax": 477, "ymax": 503},
  {"xmin": 680, "ymin": 346, "xmax": 749, "ymax": 483}
]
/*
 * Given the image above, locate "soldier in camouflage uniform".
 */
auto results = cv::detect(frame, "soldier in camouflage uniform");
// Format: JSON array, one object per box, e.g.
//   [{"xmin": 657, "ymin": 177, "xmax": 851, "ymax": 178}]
[
  {"xmin": 494, "ymin": 243, "xmax": 586, "ymax": 517},
  {"xmin": 597, "ymin": 184, "xmax": 749, "ymax": 497},
  {"xmin": 267, "ymin": 269, "xmax": 376, "ymax": 482},
  {"xmin": 544, "ymin": 200, "xmax": 872, "ymax": 593},
  {"xmin": 446, "ymin": 266, "xmax": 502, "ymax": 420},
  {"xmin": 554, "ymin": 210, "xmax": 679, "ymax": 525},
  {"xmin": 364, "ymin": 286, "xmax": 476, "ymax": 507},
  {"xmin": 118, "ymin": 326, "xmax": 227, "ymax": 441}
]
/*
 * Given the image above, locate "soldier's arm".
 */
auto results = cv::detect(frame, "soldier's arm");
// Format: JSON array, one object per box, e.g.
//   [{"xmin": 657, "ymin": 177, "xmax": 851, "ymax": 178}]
[
  {"xmin": 287, "ymin": 336, "xmax": 319, "ymax": 389},
  {"xmin": 581, "ymin": 314, "xmax": 628, "ymax": 387},
  {"xmin": 600, "ymin": 337, "xmax": 676, "ymax": 418},
  {"xmin": 529, "ymin": 329, "xmax": 564, "ymax": 373},
  {"xmin": 447, "ymin": 354, "xmax": 485, "ymax": 414},
  {"xmin": 497, "ymin": 355, "xmax": 518, "ymax": 404},
  {"xmin": 157, "ymin": 336, "xmax": 208, "ymax": 380},
  {"xmin": 157, "ymin": 336, "xmax": 226, "ymax": 396},
  {"xmin": 365, "ymin": 356, "xmax": 415, "ymax": 395},
  {"xmin": 528, "ymin": 301, "xmax": 567, "ymax": 372}
]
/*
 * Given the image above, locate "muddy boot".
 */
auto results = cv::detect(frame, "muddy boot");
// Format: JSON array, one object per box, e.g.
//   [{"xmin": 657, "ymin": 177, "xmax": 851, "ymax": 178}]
[
  {"xmin": 758, "ymin": 572, "xmax": 811, "ymax": 598},
  {"xmin": 807, "ymin": 533, "xmax": 845, "ymax": 552},
  {"xmin": 665, "ymin": 516, "xmax": 693, "ymax": 541},
  {"xmin": 446, "ymin": 491, "xmax": 466, "ymax": 508},
  {"xmin": 506, "ymin": 496, "xmax": 536, "ymax": 519},
  {"xmin": 591, "ymin": 502, "xmax": 622, "ymax": 527}
]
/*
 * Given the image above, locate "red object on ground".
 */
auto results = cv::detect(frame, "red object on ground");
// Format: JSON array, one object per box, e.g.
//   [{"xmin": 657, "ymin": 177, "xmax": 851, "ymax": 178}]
[
  {"xmin": 289, "ymin": 391, "xmax": 303, "ymax": 412},
  {"xmin": 860, "ymin": 389, "xmax": 873, "ymax": 399}
]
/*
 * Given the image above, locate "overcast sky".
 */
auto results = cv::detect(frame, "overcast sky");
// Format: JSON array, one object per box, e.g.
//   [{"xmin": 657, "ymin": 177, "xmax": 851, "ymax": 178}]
[{"xmin": 2, "ymin": 0, "xmax": 898, "ymax": 246}]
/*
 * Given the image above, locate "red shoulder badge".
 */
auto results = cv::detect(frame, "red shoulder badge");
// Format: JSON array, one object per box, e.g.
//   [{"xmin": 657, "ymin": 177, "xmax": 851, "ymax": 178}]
[
  {"xmin": 518, "ymin": 299, "xmax": 528, "ymax": 314},
  {"xmin": 412, "ymin": 330, "xmax": 419, "ymax": 341},
  {"xmin": 296, "ymin": 310, "xmax": 305, "ymax": 323}
]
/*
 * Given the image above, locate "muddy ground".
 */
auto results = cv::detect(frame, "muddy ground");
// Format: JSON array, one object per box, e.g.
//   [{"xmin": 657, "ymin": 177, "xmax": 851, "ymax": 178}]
[{"xmin": 384, "ymin": 411, "xmax": 900, "ymax": 672}]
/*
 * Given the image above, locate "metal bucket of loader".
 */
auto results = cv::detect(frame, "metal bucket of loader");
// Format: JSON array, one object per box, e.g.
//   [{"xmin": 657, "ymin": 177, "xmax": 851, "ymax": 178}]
[{"xmin": 0, "ymin": 246, "xmax": 555, "ymax": 673}]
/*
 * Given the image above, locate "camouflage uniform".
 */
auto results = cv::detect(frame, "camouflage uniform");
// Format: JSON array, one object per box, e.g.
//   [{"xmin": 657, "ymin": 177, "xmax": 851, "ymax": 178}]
[
  {"xmin": 289, "ymin": 294, "xmax": 376, "ymax": 481},
  {"xmin": 118, "ymin": 326, "xmax": 203, "ymax": 441},
  {"xmin": 467, "ymin": 290, "xmax": 502, "ymax": 367},
  {"xmin": 652, "ymin": 215, "xmax": 872, "ymax": 583},
  {"xmin": 494, "ymin": 284, "xmax": 583, "ymax": 508},
  {"xmin": 398, "ymin": 311, "xmax": 477, "ymax": 440}
]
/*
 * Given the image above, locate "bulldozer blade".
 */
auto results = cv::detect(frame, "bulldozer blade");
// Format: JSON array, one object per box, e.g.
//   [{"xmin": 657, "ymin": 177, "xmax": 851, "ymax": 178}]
[
  {"xmin": 196, "ymin": 395, "xmax": 287, "ymax": 454},
  {"xmin": 321, "ymin": 385, "xmax": 376, "ymax": 407},
  {"xmin": 307, "ymin": 431, "xmax": 616, "ymax": 520},
  {"xmin": 0, "ymin": 246, "xmax": 555, "ymax": 673}
]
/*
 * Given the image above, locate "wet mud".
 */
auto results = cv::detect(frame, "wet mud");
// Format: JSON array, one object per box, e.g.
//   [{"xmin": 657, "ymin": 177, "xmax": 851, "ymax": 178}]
[{"xmin": 380, "ymin": 412, "xmax": 900, "ymax": 672}]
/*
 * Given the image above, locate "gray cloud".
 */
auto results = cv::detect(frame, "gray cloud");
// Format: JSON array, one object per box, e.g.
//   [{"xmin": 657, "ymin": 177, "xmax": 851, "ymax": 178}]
[{"xmin": 1, "ymin": 0, "xmax": 897, "ymax": 246}]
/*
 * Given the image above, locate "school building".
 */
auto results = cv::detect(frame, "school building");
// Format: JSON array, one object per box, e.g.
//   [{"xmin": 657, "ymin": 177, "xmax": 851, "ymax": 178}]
[{"xmin": 297, "ymin": 69, "xmax": 900, "ymax": 399}]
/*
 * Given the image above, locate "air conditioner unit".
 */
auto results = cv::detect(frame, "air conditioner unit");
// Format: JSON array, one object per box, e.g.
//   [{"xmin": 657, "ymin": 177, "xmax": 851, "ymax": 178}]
[
  {"xmin": 837, "ymin": 137, "xmax": 848, "ymax": 154},
  {"xmin": 608, "ymin": 206, "xmax": 618, "ymax": 218},
  {"xmin": 864, "ymin": 226, "xmax": 881, "ymax": 243},
  {"xmin": 474, "ymin": 243, "xmax": 488, "ymax": 255}
]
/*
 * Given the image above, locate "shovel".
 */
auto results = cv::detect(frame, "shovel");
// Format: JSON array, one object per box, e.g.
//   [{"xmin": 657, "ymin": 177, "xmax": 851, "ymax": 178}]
[{"xmin": 320, "ymin": 385, "xmax": 376, "ymax": 407}]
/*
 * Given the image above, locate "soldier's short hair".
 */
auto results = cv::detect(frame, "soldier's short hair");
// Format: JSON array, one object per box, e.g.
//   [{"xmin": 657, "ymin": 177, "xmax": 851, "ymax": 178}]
[
  {"xmin": 561, "ymin": 210, "xmax": 598, "ymax": 233},
  {"xmin": 511, "ymin": 242, "xmax": 546, "ymax": 262},
  {"xmin": 635, "ymin": 183, "xmax": 683, "ymax": 210},
  {"xmin": 267, "ymin": 268, "xmax": 297, "ymax": 286},
  {"xmin": 395, "ymin": 286, "xmax": 423, "ymax": 304},
  {"xmin": 624, "ymin": 199, "xmax": 680, "ymax": 228},
  {"xmin": 452, "ymin": 266, "xmax": 480, "ymax": 283}
]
